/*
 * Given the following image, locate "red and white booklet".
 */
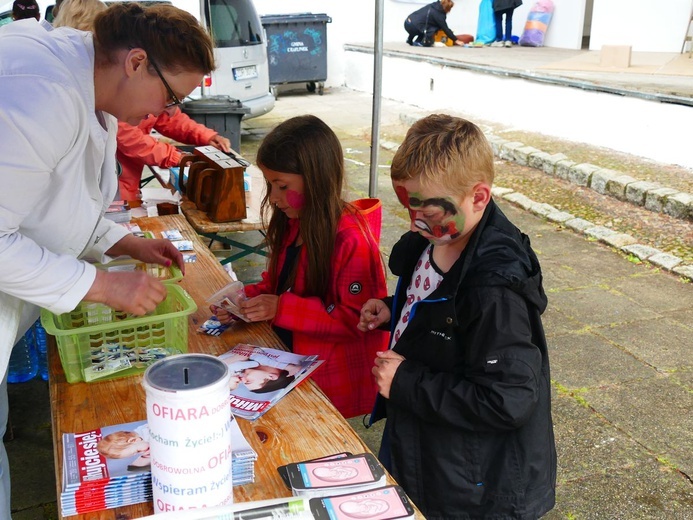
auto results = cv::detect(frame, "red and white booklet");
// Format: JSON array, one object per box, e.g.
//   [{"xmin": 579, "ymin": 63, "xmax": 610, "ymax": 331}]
[{"xmin": 60, "ymin": 417, "xmax": 256, "ymax": 516}]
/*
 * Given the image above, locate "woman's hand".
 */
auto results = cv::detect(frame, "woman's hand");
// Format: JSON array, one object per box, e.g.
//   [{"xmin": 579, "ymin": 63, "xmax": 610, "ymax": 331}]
[
  {"xmin": 372, "ymin": 350, "xmax": 405, "ymax": 399},
  {"xmin": 358, "ymin": 299, "xmax": 391, "ymax": 332},
  {"xmin": 84, "ymin": 269, "xmax": 167, "ymax": 315},
  {"xmin": 107, "ymin": 234, "xmax": 185, "ymax": 274},
  {"xmin": 239, "ymin": 294, "xmax": 279, "ymax": 322}
]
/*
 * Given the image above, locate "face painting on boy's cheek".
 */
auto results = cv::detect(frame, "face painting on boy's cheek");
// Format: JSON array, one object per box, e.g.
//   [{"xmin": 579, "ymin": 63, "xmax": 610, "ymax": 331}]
[
  {"xmin": 394, "ymin": 185, "xmax": 416, "ymax": 220},
  {"xmin": 396, "ymin": 187, "xmax": 465, "ymax": 242},
  {"xmin": 416, "ymin": 201, "xmax": 464, "ymax": 242}
]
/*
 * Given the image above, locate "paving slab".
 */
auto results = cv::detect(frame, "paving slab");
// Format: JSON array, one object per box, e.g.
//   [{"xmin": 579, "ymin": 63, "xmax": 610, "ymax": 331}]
[
  {"xmin": 548, "ymin": 331, "xmax": 656, "ymax": 389},
  {"xmin": 583, "ymin": 376, "xmax": 693, "ymax": 478},
  {"xmin": 593, "ymin": 318, "xmax": 692, "ymax": 371},
  {"xmin": 545, "ymin": 460, "xmax": 693, "ymax": 519}
]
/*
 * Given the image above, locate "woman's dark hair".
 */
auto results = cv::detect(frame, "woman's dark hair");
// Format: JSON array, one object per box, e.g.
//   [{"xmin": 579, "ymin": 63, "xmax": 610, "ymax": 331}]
[
  {"xmin": 257, "ymin": 115, "xmax": 344, "ymax": 300},
  {"xmin": 92, "ymin": 2, "xmax": 215, "ymax": 75},
  {"xmin": 251, "ymin": 369, "xmax": 295, "ymax": 394}
]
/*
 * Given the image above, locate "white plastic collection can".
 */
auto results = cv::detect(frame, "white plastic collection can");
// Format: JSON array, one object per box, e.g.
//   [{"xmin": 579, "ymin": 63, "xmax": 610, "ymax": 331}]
[{"xmin": 143, "ymin": 354, "xmax": 233, "ymax": 513}]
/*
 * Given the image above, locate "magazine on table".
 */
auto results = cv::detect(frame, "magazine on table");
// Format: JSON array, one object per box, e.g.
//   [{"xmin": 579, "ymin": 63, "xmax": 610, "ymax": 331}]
[
  {"xmin": 61, "ymin": 416, "xmax": 257, "ymax": 515},
  {"xmin": 220, "ymin": 343, "xmax": 324, "ymax": 421}
]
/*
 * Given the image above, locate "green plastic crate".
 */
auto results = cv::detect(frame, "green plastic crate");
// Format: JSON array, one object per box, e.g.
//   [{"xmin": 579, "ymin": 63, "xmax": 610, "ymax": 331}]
[
  {"xmin": 93, "ymin": 259, "xmax": 183, "ymax": 284},
  {"xmin": 41, "ymin": 284, "xmax": 197, "ymax": 383}
]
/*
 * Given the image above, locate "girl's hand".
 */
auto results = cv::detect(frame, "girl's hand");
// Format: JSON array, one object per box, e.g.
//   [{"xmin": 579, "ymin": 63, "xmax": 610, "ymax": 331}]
[
  {"xmin": 209, "ymin": 304, "xmax": 240, "ymax": 324},
  {"xmin": 239, "ymin": 294, "xmax": 279, "ymax": 322}
]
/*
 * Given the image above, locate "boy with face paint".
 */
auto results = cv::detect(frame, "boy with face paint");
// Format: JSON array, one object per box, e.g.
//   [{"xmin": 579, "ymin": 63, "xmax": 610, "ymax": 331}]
[{"xmin": 358, "ymin": 115, "xmax": 556, "ymax": 518}]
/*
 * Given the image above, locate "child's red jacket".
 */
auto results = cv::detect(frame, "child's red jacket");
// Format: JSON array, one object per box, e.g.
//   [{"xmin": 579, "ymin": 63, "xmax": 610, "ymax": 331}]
[{"xmin": 244, "ymin": 200, "xmax": 389, "ymax": 418}]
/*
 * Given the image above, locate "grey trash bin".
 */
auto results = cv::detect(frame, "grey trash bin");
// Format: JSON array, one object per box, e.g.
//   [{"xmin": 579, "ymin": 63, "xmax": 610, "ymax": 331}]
[
  {"xmin": 181, "ymin": 96, "xmax": 250, "ymax": 152},
  {"xmin": 260, "ymin": 13, "xmax": 332, "ymax": 96}
]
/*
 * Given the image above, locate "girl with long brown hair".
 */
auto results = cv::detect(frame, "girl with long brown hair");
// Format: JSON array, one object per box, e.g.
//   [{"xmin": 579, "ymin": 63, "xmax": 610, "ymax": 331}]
[{"xmin": 221, "ymin": 115, "xmax": 389, "ymax": 418}]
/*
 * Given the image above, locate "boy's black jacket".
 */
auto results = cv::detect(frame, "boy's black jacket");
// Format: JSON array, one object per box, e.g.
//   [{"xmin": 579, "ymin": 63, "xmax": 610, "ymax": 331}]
[{"xmin": 375, "ymin": 199, "xmax": 556, "ymax": 519}]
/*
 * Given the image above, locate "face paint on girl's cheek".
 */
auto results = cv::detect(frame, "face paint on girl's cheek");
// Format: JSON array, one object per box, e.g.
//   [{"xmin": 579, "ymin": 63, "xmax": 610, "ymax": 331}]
[{"xmin": 285, "ymin": 190, "xmax": 305, "ymax": 210}]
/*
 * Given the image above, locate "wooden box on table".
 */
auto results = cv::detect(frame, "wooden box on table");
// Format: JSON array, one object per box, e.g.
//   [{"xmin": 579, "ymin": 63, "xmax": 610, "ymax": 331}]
[{"xmin": 180, "ymin": 146, "xmax": 247, "ymax": 223}]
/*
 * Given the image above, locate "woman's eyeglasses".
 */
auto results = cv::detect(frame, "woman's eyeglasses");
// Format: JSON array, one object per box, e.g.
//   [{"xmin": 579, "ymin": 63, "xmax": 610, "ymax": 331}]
[{"xmin": 149, "ymin": 58, "xmax": 182, "ymax": 108}]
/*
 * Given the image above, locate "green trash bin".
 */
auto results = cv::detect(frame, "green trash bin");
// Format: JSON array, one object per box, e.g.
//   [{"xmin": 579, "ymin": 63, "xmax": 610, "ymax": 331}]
[
  {"xmin": 181, "ymin": 96, "xmax": 250, "ymax": 151},
  {"xmin": 260, "ymin": 13, "xmax": 332, "ymax": 96}
]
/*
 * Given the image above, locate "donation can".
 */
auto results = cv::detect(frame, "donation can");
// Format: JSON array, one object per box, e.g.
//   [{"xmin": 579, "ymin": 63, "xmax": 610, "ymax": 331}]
[{"xmin": 143, "ymin": 354, "xmax": 233, "ymax": 513}]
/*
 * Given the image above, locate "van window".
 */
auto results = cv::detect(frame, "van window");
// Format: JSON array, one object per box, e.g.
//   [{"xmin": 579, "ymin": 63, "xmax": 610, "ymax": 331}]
[{"xmin": 204, "ymin": 0, "xmax": 262, "ymax": 48}]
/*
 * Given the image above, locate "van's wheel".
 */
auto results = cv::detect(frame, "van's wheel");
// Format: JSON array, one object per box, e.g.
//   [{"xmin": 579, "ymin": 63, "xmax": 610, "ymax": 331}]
[
  {"xmin": 318, "ymin": 82, "xmax": 324, "ymax": 96},
  {"xmin": 306, "ymin": 81, "xmax": 316, "ymax": 93}
]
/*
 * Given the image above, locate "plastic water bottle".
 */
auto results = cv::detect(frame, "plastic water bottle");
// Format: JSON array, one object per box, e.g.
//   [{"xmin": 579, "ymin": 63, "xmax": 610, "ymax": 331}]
[
  {"xmin": 34, "ymin": 321, "xmax": 49, "ymax": 381},
  {"xmin": 7, "ymin": 332, "xmax": 38, "ymax": 384}
]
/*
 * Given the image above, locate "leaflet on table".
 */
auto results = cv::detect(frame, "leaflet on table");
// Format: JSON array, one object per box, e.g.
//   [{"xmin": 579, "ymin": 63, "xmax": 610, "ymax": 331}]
[
  {"xmin": 284, "ymin": 453, "xmax": 387, "ymax": 499},
  {"xmin": 220, "ymin": 344, "xmax": 324, "ymax": 420}
]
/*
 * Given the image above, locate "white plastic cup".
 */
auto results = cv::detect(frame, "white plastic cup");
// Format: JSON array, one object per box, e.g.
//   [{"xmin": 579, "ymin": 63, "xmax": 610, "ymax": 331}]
[{"xmin": 143, "ymin": 354, "xmax": 233, "ymax": 513}]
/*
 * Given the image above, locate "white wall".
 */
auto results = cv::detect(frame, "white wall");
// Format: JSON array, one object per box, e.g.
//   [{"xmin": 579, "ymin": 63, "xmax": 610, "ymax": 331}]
[
  {"xmin": 254, "ymin": 0, "xmax": 693, "ymax": 87},
  {"xmin": 589, "ymin": 0, "xmax": 693, "ymax": 52},
  {"xmin": 252, "ymin": 0, "xmax": 593, "ymax": 88},
  {"xmin": 343, "ymin": 50, "xmax": 693, "ymax": 168}
]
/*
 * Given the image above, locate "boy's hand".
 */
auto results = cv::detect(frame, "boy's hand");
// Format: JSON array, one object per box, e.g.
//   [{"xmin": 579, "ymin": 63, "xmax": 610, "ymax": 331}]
[
  {"xmin": 358, "ymin": 299, "xmax": 391, "ymax": 332},
  {"xmin": 372, "ymin": 350, "xmax": 405, "ymax": 399}
]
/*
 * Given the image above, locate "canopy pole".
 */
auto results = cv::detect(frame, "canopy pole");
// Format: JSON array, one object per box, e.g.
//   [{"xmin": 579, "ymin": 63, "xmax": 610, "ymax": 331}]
[{"xmin": 369, "ymin": 0, "xmax": 384, "ymax": 198}]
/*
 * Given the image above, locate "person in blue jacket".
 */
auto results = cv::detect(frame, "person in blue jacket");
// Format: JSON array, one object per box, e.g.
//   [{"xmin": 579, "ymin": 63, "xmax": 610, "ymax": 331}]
[
  {"xmin": 404, "ymin": 0, "xmax": 464, "ymax": 47},
  {"xmin": 359, "ymin": 114, "xmax": 556, "ymax": 518}
]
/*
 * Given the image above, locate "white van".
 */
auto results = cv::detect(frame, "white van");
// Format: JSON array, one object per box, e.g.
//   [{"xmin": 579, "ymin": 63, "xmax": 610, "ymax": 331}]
[
  {"xmin": 195, "ymin": 0, "xmax": 274, "ymax": 119},
  {"xmin": 107, "ymin": 0, "xmax": 275, "ymax": 120}
]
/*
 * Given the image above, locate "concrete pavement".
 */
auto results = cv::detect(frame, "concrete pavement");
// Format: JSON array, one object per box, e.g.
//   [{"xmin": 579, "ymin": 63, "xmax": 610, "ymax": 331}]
[{"xmin": 7, "ymin": 86, "xmax": 693, "ymax": 519}]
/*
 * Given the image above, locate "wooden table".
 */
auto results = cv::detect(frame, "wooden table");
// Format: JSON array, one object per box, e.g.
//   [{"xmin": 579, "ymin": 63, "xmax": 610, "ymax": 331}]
[
  {"xmin": 49, "ymin": 214, "xmax": 422, "ymax": 519},
  {"xmin": 180, "ymin": 163, "xmax": 269, "ymax": 266}
]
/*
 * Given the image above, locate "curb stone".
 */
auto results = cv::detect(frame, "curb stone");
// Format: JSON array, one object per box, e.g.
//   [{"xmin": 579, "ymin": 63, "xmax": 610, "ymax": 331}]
[
  {"xmin": 488, "ymin": 186, "xmax": 693, "ymax": 282},
  {"xmin": 490, "ymin": 135, "xmax": 693, "ymax": 222},
  {"xmin": 395, "ymin": 112, "xmax": 693, "ymax": 222}
]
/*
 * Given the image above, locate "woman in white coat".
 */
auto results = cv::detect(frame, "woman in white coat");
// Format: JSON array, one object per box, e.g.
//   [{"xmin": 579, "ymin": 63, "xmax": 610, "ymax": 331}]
[{"xmin": 0, "ymin": 3, "xmax": 215, "ymax": 515}]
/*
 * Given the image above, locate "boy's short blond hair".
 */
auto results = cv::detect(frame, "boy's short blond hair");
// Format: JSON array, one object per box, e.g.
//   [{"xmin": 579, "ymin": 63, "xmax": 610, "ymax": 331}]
[{"xmin": 391, "ymin": 114, "xmax": 494, "ymax": 197}]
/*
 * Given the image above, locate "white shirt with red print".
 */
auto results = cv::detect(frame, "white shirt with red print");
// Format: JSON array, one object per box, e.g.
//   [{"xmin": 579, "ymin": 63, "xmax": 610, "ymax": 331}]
[{"xmin": 392, "ymin": 245, "xmax": 444, "ymax": 347}]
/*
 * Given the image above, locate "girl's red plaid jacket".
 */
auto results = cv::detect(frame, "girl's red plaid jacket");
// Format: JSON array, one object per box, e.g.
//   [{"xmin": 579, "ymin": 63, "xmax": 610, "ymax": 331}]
[{"xmin": 244, "ymin": 199, "xmax": 389, "ymax": 418}]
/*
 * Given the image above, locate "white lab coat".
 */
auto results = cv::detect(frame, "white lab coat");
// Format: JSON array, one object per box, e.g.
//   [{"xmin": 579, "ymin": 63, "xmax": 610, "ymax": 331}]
[{"xmin": 0, "ymin": 20, "xmax": 130, "ymax": 379}]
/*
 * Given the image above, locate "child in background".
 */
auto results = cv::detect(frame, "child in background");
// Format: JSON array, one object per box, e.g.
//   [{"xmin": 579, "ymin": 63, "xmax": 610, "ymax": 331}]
[
  {"xmin": 359, "ymin": 114, "xmax": 556, "ymax": 518},
  {"xmin": 215, "ymin": 115, "xmax": 389, "ymax": 418}
]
